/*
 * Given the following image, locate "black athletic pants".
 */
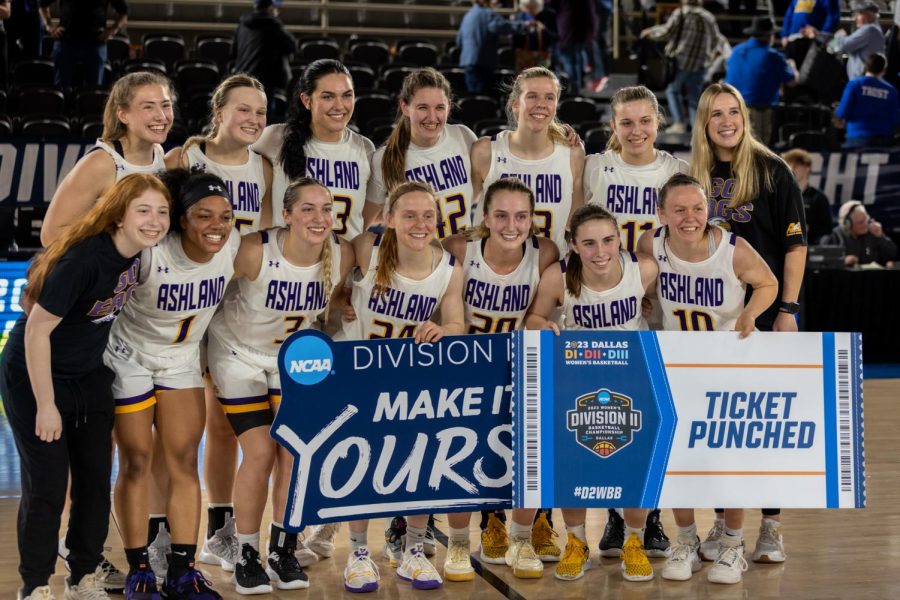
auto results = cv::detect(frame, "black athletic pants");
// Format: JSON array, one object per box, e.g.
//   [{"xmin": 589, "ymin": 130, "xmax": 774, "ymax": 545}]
[{"xmin": 0, "ymin": 358, "xmax": 115, "ymax": 590}]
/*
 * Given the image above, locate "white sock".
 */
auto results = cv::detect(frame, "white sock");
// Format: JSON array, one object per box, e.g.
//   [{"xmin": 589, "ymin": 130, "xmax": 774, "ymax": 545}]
[
  {"xmin": 566, "ymin": 523, "xmax": 586, "ymax": 543},
  {"xmin": 762, "ymin": 517, "xmax": 780, "ymax": 529},
  {"xmin": 510, "ymin": 521, "xmax": 531, "ymax": 541},
  {"xmin": 237, "ymin": 531, "xmax": 260, "ymax": 552},
  {"xmin": 624, "ymin": 525, "xmax": 643, "ymax": 543},
  {"xmin": 677, "ymin": 523, "xmax": 697, "ymax": 543},
  {"xmin": 723, "ymin": 527, "xmax": 743, "ymax": 546},
  {"xmin": 406, "ymin": 524, "xmax": 427, "ymax": 548},
  {"xmin": 449, "ymin": 526, "xmax": 470, "ymax": 544},
  {"xmin": 349, "ymin": 530, "xmax": 367, "ymax": 552}
]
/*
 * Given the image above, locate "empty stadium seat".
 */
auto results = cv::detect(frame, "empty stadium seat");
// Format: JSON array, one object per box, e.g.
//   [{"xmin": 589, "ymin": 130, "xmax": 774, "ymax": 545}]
[
  {"xmin": 381, "ymin": 66, "xmax": 417, "ymax": 94},
  {"xmin": 349, "ymin": 42, "xmax": 391, "ymax": 71},
  {"xmin": 397, "ymin": 43, "xmax": 439, "ymax": 68},
  {"xmin": 81, "ymin": 120, "xmax": 104, "ymax": 140},
  {"xmin": 557, "ymin": 97, "xmax": 598, "ymax": 126},
  {"xmin": 142, "ymin": 34, "xmax": 186, "ymax": 72},
  {"xmin": 22, "ymin": 116, "xmax": 71, "ymax": 137},
  {"xmin": 456, "ymin": 96, "xmax": 499, "ymax": 128},
  {"xmin": 15, "ymin": 87, "xmax": 66, "ymax": 119},
  {"xmin": 348, "ymin": 65, "xmax": 377, "ymax": 92},
  {"xmin": 12, "ymin": 59, "xmax": 55, "ymax": 86},
  {"xmin": 194, "ymin": 35, "xmax": 233, "ymax": 74},
  {"xmin": 352, "ymin": 93, "xmax": 393, "ymax": 134},
  {"xmin": 299, "ymin": 39, "xmax": 342, "ymax": 61},
  {"xmin": 74, "ymin": 88, "xmax": 109, "ymax": 121},
  {"xmin": 107, "ymin": 35, "xmax": 132, "ymax": 66}
]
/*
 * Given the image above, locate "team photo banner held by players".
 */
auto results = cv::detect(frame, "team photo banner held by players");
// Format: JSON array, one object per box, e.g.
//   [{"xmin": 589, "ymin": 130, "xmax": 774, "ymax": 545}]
[{"xmin": 274, "ymin": 330, "xmax": 865, "ymax": 529}]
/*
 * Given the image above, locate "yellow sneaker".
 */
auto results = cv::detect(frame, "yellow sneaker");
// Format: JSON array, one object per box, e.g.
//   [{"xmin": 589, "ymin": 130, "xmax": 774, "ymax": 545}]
[
  {"xmin": 479, "ymin": 513, "xmax": 508, "ymax": 565},
  {"xmin": 531, "ymin": 512, "xmax": 562, "ymax": 562},
  {"xmin": 621, "ymin": 532, "xmax": 654, "ymax": 582},
  {"xmin": 554, "ymin": 533, "xmax": 589, "ymax": 581}
]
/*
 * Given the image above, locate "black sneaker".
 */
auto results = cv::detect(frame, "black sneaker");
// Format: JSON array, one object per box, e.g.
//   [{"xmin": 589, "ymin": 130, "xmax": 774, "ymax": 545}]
[
  {"xmin": 383, "ymin": 516, "xmax": 407, "ymax": 567},
  {"xmin": 644, "ymin": 509, "xmax": 670, "ymax": 557},
  {"xmin": 598, "ymin": 509, "xmax": 624, "ymax": 557},
  {"xmin": 423, "ymin": 515, "xmax": 437, "ymax": 557},
  {"xmin": 266, "ymin": 549, "xmax": 309, "ymax": 590},
  {"xmin": 234, "ymin": 544, "xmax": 272, "ymax": 595}
]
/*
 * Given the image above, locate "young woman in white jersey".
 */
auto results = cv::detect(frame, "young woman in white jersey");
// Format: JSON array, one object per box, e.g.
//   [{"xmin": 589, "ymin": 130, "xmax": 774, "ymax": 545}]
[
  {"xmin": 636, "ymin": 173, "xmax": 777, "ymax": 585},
  {"xmin": 106, "ymin": 169, "xmax": 238, "ymax": 599},
  {"xmin": 583, "ymin": 85, "xmax": 688, "ymax": 253},
  {"xmin": 205, "ymin": 177, "xmax": 354, "ymax": 595},
  {"xmin": 582, "ymin": 84, "xmax": 685, "ymax": 564},
  {"xmin": 43, "ymin": 71, "xmax": 174, "ymax": 246},
  {"xmin": 166, "ymin": 74, "xmax": 273, "ymax": 234},
  {"xmin": 338, "ymin": 181, "xmax": 464, "ymax": 593},
  {"xmin": 166, "ymin": 77, "xmax": 274, "ymax": 566},
  {"xmin": 369, "ymin": 68, "xmax": 476, "ymax": 240},
  {"xmin": 254, "ymin": 59, "xmax": 381, "ymax": 237},
  {"xmin": 526, "ymin": 204, "xmax": 659, "ymax": 583},
  {"xmin": 440, "ymin": 177, "xmax": 558, "ymax": 583},
  {"xmin": 470, "ymin": 66, "xmax": 585, "ymax": 256}
]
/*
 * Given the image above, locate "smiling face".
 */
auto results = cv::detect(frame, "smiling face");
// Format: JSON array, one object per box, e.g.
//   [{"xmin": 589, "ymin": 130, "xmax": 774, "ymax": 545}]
[
  {"xmin": 611, "ymin": 99, "xmax": 659, "ymax": 163},
  {"xmin": 216, "ymin": 85, "xmax": 267, "ymax": 146},
  {"xmin": 705, "ymin": 92, "xmax": 744, "ymax": 161},
  {"xmin": 658, "ymin": 184, "xmax": 709, "ymax": 244},
  {"xmin": 118, "ymin": 84, "xmax": 174, "ymax": 145},
  {"xmin": 401, "ymin": 86, "xmax": 449, "ymax": 147},
  {"xmin": 512, "ymin": 76, "xmax": 558, "ymax": 132},
  {"xmin": 571, "ymin": 217, "xmax": 621, "ymax": 277},
  {"xmin": 117, "ymin": 188, "xmax": 171, "ymax": 250},
  {"xmin": 484, "ymin": 189, "xmax": 534, "ymax": 250},
  {"xmin": 284, "ymin": 184, "xmax": 334, "ymax": 245},
  {"xmin": 180, "ymin": 195, "xmax": 234, "ymax": 257},
  {"xmin": 303, "ymin": 73, "xmax": 354, "ymax": 141},
  {"xmin": 386, "ymin": 190, "xmax": 437, "ymax": 252}
]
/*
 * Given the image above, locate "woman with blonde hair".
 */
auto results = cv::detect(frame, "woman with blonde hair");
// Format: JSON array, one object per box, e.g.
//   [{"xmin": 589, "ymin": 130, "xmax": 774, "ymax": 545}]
[
  {"xmin": 369, "ymin": 68, "xmax": 476, "ymax": 240},
  {"xmin": 206, "ymin": 177, "xmax": 354, "ymax": 594},
  {"xmin": 690, "ymin": 82, "xmax": 807, "ymax": 571},
  {"xmin": 1, "ymin": 174, "xmax": 171, "ymax": 600},
  {"xmin": 471, "ymin": 66, "xmax": 585, "ymax": 257},
  {"xmin": 43, "ymin": 71, "xmax": 175, "ymax": 246},
  {"xmin": 337, "ymin": 181, "xmax": 464, "ymax": 592}
]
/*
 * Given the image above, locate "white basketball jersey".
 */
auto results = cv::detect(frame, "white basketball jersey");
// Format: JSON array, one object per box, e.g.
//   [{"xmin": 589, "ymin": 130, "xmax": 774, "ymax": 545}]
[
  {"xmin": 340, "ymin": 235, "xmax": 455, "ymax": 340},
  {"xmin": 369, "ymin": 124, "xmax": 477, "ymax": 239},
  {"xmin": 652, "ymin": 226, "xmax": 745, "ymax": 332},
  {"xmin": 480, "ymin": 130, "xmax": 573, "ymax": 255},
  {"xmin": 583, "ymin": 150, "xmax": 688, "ymax": 252},
  {"xmin": 109, "ymin": 232, "xmax": 238, "ymax": 357},
  {"xmin": 463, "ymin": 236, "xmax": 540, "ymax": 333},
  {"xmin": 184, "ymin": 144, "xmax": 268, "ymax": 234},
  {"xmin": 216, "ymin": 228, "xmax": 342, "ymax": 355},
  {"xmin": 562, "ymin": 252, "xmax": 647, "ymax": 331},
  {"xmin": 93, "ymin": 139, "xmax": 166, "ymax": 180}
]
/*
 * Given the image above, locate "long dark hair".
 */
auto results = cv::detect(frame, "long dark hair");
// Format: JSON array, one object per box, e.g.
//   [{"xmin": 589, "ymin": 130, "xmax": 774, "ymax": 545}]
[
  {"xmin": 566, "ymin": 204, "xmax": 618, "ymax": 297},
  {"xmin": 279, "ymin": 59, "xmax": 353, "ymax": 180}
]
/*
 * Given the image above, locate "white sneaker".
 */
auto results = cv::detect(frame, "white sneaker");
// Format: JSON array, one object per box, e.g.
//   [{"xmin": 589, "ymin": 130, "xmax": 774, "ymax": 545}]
[
  {"xmin": 505, "ymin": 538, "xmax": 543, "ymax": 579},
  {"xmin": 752, "ymin": 519, "xmax": 786, "ymax": 563},
  {"xmin": 344, "ymin": 548, "xmax": 380, "ymax": 593},
  {"xmin": 443, "ymin": 538, "xmax": 474, "ymax": 582},
  {"xmin": 148, "ymin": 527, "xmax": 171, "ymax": 584},
  {"xmin": 57, "ymin": 540, "xmax": 125, "ymax": 593},
  {"xmin": 707, "ymin": 542, "xmax": 748, "ymax": 584},
  {"xmin": 294, "ymin": 535, "xmax": 320, "ymax": 568},
  {"xmin": 307, "ymin": 522, "xmax": 339, "ymax": 558},
  {"xmin": 397, "ymin": 543, "xmax": 442, "ymax": 590},
  {"xmin": 64, "ymin": 574, "xmax": 109, "ymax": 600},
  {"xmin": 699, "ymin": 519, "xmax": 724, "ymax": 561},
  {"xmin": 19, "ymin": 586, "xmax": 54, "ymax": 600},
  {"xmin": 662, "ymin": 537, "xmax": 702, "ymax": 581},
  {"xmin": 198, "ymin": 516, "xmax": 239, "ymax": 571},
  {"xmin": 664, "ymin": 122, "xmax": 687, "ymax": 134}
]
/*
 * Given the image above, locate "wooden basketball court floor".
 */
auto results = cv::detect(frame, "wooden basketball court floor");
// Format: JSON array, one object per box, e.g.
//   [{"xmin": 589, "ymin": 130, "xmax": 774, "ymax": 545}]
[{"xmin": 0, "ymin": 379, "xmax": 896, "ymax": 599}]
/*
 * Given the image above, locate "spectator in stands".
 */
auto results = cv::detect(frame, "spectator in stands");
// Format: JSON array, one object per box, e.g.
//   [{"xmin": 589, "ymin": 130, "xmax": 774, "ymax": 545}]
[
  {"xmin": 457, "ymin": 0, "xmax": 525, "ymax": 94},
  {"xmin": 7, "ymin": 1, "xmax": 42, "ymax": 63},
  {"xmin": 782, "ymin": 148, "xmax": 834, "ymax": 243},
  {"xmin": 511, "ymin": 0, "xmax": 558, "ymax": 72},
  {"xmin": 780, "ymin": 0, "xmax": 839, "ymax": 62},
  {"xmin": 836, "ymin": 53, "xmax": 899, "ymax": 148},
  {"xmin": 232, "ymin": 0, "xmax": 296, "ymax": 120},
  {"xmin": 803, "ymin": 1, "xmax": 884, "ymax": 80},
  {"xmin": 0, "ymin": 1, "xmax": 10, "ymax": 90},
  {"xmin": 587, "ymin": 0, "xmax": 612, "ymax": 93},
  {"xmin": 724, "ymin": 16, "xmax": 798, "ymax": 145},
  {"xmin": 546, "ymin": 0, "xmax": 598, "ymax": 94},
  {"xmin": 640, "ymin": 0, "xmax": 721, "ymax": 134},
  {"xmin": 822, "ymin": 200, "xmax": 897, "ymax": 266},
  {"xmin": 38, "ymin": 0, "xmax": 127, "ymax": 87}
]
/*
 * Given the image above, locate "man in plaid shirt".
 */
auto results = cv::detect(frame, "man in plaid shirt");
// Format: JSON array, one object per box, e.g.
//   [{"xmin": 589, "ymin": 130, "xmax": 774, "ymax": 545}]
[{"xmin": 641, "ymin": 0, "xmax": 721, "ymax": 134}]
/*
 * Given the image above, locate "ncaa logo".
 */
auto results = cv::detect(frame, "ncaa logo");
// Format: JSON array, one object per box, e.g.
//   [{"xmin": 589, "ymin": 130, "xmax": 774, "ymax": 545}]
[{"xmin": 284, "ymin": 334, "xmax": 334, "ymax": 386}]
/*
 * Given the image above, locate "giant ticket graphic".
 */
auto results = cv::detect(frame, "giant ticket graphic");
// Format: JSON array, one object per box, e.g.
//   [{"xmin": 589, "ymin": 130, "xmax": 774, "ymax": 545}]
[{"xmin": 511, "ymin": 330, "xmax": 865, "ymax": 509}]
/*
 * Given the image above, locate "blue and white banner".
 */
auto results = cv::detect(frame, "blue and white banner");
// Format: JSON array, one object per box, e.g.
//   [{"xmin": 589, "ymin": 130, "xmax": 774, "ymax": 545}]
[
  {"xmin": 273, "ymin": 330, "xmax": 513, "ymax": 529},
  {"xmin": 512, "ymin": 330, "xmax": 866, "ymax": 509}
]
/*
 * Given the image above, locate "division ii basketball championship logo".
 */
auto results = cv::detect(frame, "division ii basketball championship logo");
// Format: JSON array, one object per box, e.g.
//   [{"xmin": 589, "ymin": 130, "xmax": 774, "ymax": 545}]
[{"xmin": 566, "ymin": 388, "xmax": 642, "ymax": 458}]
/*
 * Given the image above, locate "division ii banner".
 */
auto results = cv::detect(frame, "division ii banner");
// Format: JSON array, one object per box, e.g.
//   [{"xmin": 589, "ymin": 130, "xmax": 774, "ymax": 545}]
[
  {"xmin": 273, "ymin": 330, "xmax": 513, "ymax": 529},
  {"xmin": 512, "ymin": 330, "xmax": 865, "ymax": 510}
]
